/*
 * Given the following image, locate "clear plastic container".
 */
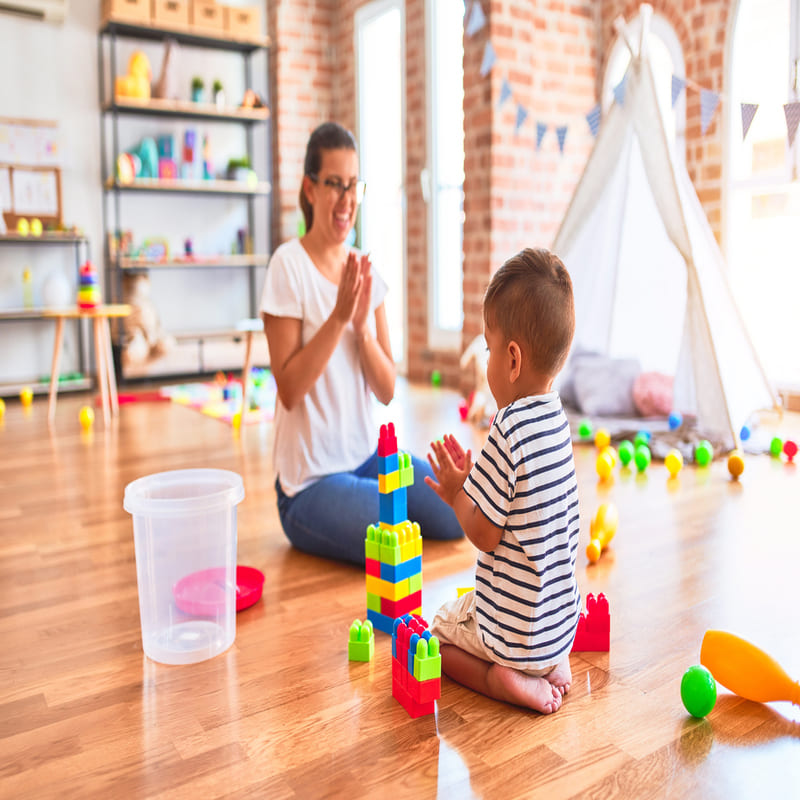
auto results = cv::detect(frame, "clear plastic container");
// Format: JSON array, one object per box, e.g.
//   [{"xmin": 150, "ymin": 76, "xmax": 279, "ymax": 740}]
[{"xmin": 123, "ymin": 469, "xmax": 244, "ymax": 665}]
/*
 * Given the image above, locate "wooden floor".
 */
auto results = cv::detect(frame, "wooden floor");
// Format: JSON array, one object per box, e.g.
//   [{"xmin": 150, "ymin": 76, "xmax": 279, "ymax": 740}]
[{"xmin": 1, "ymin": 379, "xmax": 798, "ymax": 799}]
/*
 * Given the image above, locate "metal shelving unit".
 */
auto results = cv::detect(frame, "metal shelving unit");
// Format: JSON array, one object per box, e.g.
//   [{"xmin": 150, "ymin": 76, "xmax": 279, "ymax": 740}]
[{"xmin": 98, "ymin": 19, "xmax": 272, "ymax": 380}]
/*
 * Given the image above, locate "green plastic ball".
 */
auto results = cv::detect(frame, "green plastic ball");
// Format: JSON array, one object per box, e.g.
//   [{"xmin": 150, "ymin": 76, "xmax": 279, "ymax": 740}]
[
  {"xmin": 634, "ymin": 443, "xmax": 651, "ymax": 472},
  {"xmin": 618, "ymin": 439, "xmax": 634, "ymax": 466},
  {"xmin": 578, "ymin": 419, "xmax": 593, "ymax": 439},
  {"xmin": 695, "ymin": 439, "xmax": 713, "ymax": 467},
  {"xmin": 634, "ymin": 431, "xmax": 650, "ymax": 449},
  {"xmin": 770, "ymin": 436, "xmax": 783, "ymax": 458},
  {"xmin": 680, "ymin": 665, "xmax": 717, "ymax": 718},
  {"xmin": 430, "ymin": 370, "xmax": 442, "ymax": 387}
]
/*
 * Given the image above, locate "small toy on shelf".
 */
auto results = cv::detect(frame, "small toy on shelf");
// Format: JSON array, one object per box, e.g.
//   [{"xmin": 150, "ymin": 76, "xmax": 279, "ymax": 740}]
[
  {"xmin": 17, "ymin": 218, "xmax": 30, "ymax": 236},
  {"xmin": 241, "ymin": 88, "xmax": 265, "ymax": 109},
  {"xmin": 680, "ymin": 665, "xmax": 717, "ymax": 718},
  {"xmin": 30, "ymin": 218, "xmax": 43, "ymax": 236},
  {"xmin": 213, "ymin": 79, "xmax": 225, "ymax": 108},
  {"xmin": 77, "ymin": 261, "xmax": 101, "ymax": 309},
  {"xmin": 571, "ymin": 593, "xmax": 610, "ymax": 652},
  {"xmin": 348, "ymin": 619, "xmax": 374, "ymax": 662},
  {"xmin": 115, "ymin": 51, "xmax": 151, "ymax": 100},
  {"xmin": 586, "ymin": 503, "xmax": 617, "ymax": 564},
  {"xmin": 191, "ymin": 76, "xmax": 204, "ymax": 103}
]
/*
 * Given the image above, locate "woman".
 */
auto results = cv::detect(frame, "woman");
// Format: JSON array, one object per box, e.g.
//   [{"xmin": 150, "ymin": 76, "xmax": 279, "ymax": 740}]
[{"xmin": 260, "ymin": 122, "xmax": 463, "ymax": 565}]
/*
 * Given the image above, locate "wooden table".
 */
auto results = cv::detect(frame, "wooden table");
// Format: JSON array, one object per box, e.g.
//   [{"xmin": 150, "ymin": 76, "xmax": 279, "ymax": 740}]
[
  {"xmin": 236, "ymin": 316, "xmax": 265, "ymax": 419},
  {"xmin": 43, "ymin": 304, "xmax": 132, "ymax": 426}
]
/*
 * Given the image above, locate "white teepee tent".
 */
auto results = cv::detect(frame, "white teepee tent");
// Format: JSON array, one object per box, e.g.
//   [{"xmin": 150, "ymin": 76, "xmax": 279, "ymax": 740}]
[{"xmin": 553, "ymin": 4, "xmax": 779, "ymax": 452}]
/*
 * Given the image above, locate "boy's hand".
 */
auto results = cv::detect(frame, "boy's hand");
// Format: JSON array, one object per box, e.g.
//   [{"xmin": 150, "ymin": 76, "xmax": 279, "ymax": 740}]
[{"xmin": 425, "ymin": 436, "xmax": 473, "ymax": 508}]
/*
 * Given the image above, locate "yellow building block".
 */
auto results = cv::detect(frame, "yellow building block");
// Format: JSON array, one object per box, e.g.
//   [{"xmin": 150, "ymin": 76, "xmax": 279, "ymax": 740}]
[
  {"xmin": 378, "ymin": 470, "xmax": 400, "ymax": 494},
  {"xmin": 365, "ymin": 574, "xmax": 411, "ymax": 601}
]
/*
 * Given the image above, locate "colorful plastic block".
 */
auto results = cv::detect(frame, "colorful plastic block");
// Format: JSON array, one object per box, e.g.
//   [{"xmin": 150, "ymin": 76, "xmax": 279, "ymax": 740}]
[
  {"xmin": 348, "ymin": 619, "xmax": 374, "ymax": 662},
  {"xmin": 367, "ymin": 608, "xmax": 396, "ymax": 635},
  {"xmin": 379, "ymin": 470, "xmax": 401, "ymax": 494},
  {"xmin": 378, "ymin": 452, "xmax": 399, "ymax": 473},
  {"xmin": 378, "ymin": 422, "xmax": 397, "ymax": 457},
  {"xmin": 365, "ymin": 558, "xmax": 381, "ymax": 577},
  {"xmin": 364, "ymin": 525, "xmax": 381, "ymax": 561},
  {"xmin": 380, "ymin": 590, "xmax": 422, "ymax": 619},
  {"xmin": 379, "ymin": 490, "xmax": 407, "ymax": 527},
  {"xmin": 571, "ymin": 592, "xmax": 610, "ymax": 652},
  {"xmin": 413, "ymin": 636, "xmax": 441, "ymax": 681},
  {"xmin": 379, "ymin": 554, "xmax": 421, "ymax": 583},
  {"xmin": 398, "ymin": 452, "xmax": 414, "ymax": 488},
  {"xmin": 366, "ymin": 574, "xmax": 410, "ymax": 602}
]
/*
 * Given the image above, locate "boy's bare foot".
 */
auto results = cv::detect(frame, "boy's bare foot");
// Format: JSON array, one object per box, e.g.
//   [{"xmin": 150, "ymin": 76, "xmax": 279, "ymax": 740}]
[
  {"xmin": 546, "ymin": 658, "xmax": 572, "ymax": 696},
  {"xmin": 487, "ymin": 663, "xmax": 563, "ymax": 713}
]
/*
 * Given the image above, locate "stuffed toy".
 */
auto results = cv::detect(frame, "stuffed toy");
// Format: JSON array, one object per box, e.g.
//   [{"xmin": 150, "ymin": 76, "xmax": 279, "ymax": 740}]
[{"xmin": 121, "ymin": 273, "xmax": 174, "ymax": 368}]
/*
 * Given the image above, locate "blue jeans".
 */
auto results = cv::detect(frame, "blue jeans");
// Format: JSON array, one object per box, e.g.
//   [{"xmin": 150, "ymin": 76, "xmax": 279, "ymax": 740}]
[{"xmin": 275, "ymin": 450, "xmax": 464, "ymax": 566}]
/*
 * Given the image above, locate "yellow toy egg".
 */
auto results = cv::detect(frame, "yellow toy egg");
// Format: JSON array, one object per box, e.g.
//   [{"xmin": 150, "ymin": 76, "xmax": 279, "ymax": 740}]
[
  {"xmin": 595, "ymin": 451, "xmax": 614, "ymax": 480},
  {"xmin": 0, "ymin": 397, "xmax": 5, "ymax": 418},
  {"xmin": 20, "ymin": 386, "xmax": 33, "ymax": 406},
  {"xmin": 17, "ymin": 218, "xmax": 30, "ymax": 236},
  {"xmin": 665, "ymin": 449, "xmax": 683, "ymax": 477},
  {"xmin": 30, "ymin": 218, "xmax": 43, "ymax": 236},
  {"xmin": 79, "ymin": 405, "xmax": 94, "ymax": 430},
  {"xmin": 128, "ymin": 50, "xmax": 152, "ymax": 80},
  {"xmin": 600, "ymin": 445, "xmax": 617, "ymax": 467},
  {"xmin": 594, "ymin": 428, "xmax": 611, "ymax": 450},
  {"xmin": 586, "ymin": 539, "xmax": 602, "ymax": 564},
  {"xmin": 727, "ymin": 449, "xmax": 745, "ymax": 479},
  {"xmin": 592, "ymin": 502, "xmax": 619, "ymax": 537},
  {"xmin": 231, "ymin": 411, "xmax": 242, "ymax": 429}
]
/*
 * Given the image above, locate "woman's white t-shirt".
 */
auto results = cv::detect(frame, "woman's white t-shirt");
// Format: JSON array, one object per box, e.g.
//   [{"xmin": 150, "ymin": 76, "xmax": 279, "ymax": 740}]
[{"xmin": 259, "ymin": 239, "xmax": 388, "ymax": 496}]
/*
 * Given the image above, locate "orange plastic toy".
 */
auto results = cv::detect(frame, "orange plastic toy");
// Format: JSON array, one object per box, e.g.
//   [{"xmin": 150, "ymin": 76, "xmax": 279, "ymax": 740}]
[
  {"xmin": 586, "ymin": 502, "xmax": 618, "ymax": 563},
  {"xmin": 700, "ymin": 630, "xmax": 799, "ymax": 706}
]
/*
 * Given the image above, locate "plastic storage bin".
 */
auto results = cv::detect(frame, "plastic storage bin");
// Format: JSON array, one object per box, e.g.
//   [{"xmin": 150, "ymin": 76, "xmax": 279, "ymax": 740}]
[{"xmin": 123, "ymin": 468, "xmax": 244, "ymax": 665}]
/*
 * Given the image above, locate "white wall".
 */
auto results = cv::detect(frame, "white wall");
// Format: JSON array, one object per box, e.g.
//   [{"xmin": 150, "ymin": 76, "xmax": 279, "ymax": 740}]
[{"xmin": 0, "ymin": 3, "xmax": 269, "ymax": 387}]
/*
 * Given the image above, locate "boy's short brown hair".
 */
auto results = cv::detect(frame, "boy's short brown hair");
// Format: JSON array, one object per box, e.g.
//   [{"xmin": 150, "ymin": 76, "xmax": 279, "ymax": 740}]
[{"xmin": 483, "ymin": 247, "xmax": 575, "ymax": 377}]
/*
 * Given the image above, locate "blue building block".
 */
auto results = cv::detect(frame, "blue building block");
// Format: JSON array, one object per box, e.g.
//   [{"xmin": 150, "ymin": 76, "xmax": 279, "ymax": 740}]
[
  {"xmin": 367, "ymin": 608, "xmax": 396, "ymax": 636},
  {"xmin": 380, "ymin": 555, "xmax": 422, "ymax": 583},
  {"xmin": 378, "ymin": 453, "xmax": 399, "ymax": 473},
  {"xmin": 379, "ymin": 488, "xmax": 407, "ymax": 527}
]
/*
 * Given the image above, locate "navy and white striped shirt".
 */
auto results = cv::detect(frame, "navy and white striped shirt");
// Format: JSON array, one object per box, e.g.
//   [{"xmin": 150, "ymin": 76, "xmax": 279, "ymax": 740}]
[{"xmin": 464, "ymin": 392, "xmax": 581, "ymax": 670}]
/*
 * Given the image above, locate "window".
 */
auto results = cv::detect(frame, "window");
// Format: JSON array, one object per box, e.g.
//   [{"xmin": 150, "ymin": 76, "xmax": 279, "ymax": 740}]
[
  {"xmin": 726, "ymin": 0, "xmax": 800, "ymax": 389},
  {"xmin": 356, "ymin": 0, "xmax": 406, "ymax": 365},
  {"xmin": 425, "ymin": 0, "xmax": 465, "ymax": 349}
]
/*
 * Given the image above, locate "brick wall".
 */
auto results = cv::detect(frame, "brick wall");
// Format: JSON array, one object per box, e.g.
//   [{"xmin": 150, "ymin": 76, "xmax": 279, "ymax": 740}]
[{"xmin": 268, "ymin": 0, "xmax": 733, "ymax": 386}]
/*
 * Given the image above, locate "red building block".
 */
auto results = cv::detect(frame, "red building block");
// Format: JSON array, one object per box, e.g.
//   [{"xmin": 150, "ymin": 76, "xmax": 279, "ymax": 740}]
[
  {"xmin": 365, "ymin": 558, "xmax": 381, "ymax": 577},
  {"xmin": 571, "ymin": 592, "xmax": 610, "ymax": 652},
  {"xmin": 380, "ymin": 590, "xmax": 422, "ymax": 619},
  {"xmin": 378, "ymin": 422, "xmax": 398, "ymax": 457}
]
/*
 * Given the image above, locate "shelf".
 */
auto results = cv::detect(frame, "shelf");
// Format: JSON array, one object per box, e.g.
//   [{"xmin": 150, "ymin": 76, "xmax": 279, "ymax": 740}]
[
  {"xmin": 99, "ymin": 20, "xmax": 269, "ymax": 52},
  {"xmin": 104, "ymin": 178, "xmax": 271, "ymax": 196},
  {"xmin": 0, "ymin": 308, "xmax": 64, "ymax": 321},
  {"xmin": 0, "ymin": 377, "xmax": 92, "ymax": 399},
  {"xmin": 104, "ymin": 98, "xmax": 269, "ymax": 124},
  {"xmin": 118, "ymin": 254, "xmax": 270, "ymax": 270},
  {"xmin": 0, "ymin": 233, "xmax": 88, "ymax": 245}
]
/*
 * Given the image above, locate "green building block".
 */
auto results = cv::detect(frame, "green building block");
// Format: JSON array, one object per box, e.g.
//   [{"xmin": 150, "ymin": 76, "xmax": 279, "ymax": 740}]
[
  {"xmin": 398, "ymin": 452, "xmax": 414, "ymax": 488},
  {"xmin": 366, "ymin": 592, "xmax": 381, "ymax": 613},
  {"xmin": 413, "ymin": 636, "xmax": 441, "ymax": 681},
  {"xmin": 379, "ymin": 529, "xmax": 402, "ymax": 565},
  {"xmin": 365, "ymin": 524, "xmax": 380, "ymax": 561},
  {"xmin": 348, "ymin": 619, "xmax": 375, "ymax": 662},
  {"xmin": 408, "ymin": 572, "xmax": 422, "ymax": 594}
]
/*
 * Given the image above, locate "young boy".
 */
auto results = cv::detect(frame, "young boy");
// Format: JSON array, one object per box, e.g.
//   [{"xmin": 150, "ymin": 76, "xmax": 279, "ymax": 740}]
[{"xmin": 426, "ymin": 247, "xmax": 580, "ymax": 714}]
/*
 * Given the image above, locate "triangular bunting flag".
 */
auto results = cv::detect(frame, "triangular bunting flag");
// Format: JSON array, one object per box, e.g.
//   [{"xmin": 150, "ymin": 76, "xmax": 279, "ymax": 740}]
[
  {"xmin": 740, "ymin": 103, "xmax": 758, "ymax": 141},
  {"xmin": 556, "ymin": 125, "xmax": 568, "ymax": 154},
  {"xmin": 784, "ymin": 101, "xmax": 800, "ymax": 147},
  {"xmin": 536, "ymin": 122, "xmax": 547, "ymax": 150},
  {"xmin": 700, "ymin": 89, "xmax": 720, "ymax": 135},
  {"xmin": 613, "ymin": 74, "xmax": 628, "ymax": 107},
  {"xmin": 586, "ymin": 103, "xmax": 601, "ymax": 137},
  {"xmin": 671, "ymin": 75, "xmax": 686, "ymax": 108},
  {"xmin": 465, "ymin": 1, "xmax": 486, "ymax": 36},
  {"xmin": 515, "ymin": 104, "xmax": 528, "ymax": 133},
  {"xmin": 479, "ymin": 41, "xmax": 497, "ymax": 77},
  {"xmin": 498, "ymin": 78, "xmax": 513, "ymax": 108}
]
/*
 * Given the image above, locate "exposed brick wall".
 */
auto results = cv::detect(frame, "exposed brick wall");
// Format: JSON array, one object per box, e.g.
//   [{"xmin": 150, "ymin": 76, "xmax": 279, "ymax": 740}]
[
  {"xmin": 598, "ymin": 0, "xmax": 732, "ymax": 241},
  {"xmin": 268, "ymin": 0, "xmax": 733, "ymax": 387}
]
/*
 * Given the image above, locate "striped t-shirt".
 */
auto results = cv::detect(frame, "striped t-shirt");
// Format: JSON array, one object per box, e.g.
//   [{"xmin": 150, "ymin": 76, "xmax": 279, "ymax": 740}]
[{"xmin": 463, "ymin": 392, "xmax": 581, "ymax": 671}]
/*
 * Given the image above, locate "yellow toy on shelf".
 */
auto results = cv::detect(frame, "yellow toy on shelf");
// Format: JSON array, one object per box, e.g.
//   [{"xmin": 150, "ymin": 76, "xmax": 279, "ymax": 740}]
[{"xmin": 115, "ymin": 51, "xmax": 152, "ymax": 101}]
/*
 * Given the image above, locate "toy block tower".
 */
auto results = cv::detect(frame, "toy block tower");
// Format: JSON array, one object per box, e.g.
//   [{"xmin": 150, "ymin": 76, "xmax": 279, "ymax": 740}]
[
  {"xmin": 365, "ymin": 423, "xmax": 423, "ymax": 634},
  {"xmin": 571, "ymin": 592, "xmax": 610, "ymax": 652},
  {"xmin": 391, "ymin": 614, "xmax": 441, "ymax": 717}
]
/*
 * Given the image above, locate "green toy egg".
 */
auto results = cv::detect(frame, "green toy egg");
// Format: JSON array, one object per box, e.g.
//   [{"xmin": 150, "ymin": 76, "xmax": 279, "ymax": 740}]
[
  {"xmin": 634, "ymin": 444, "xmax": 651, "ymax": 472},
  {"xmin": 578, "ymin": 419, "xmax": 593, "ymax": 439},
  {"xmin": 618, "ymin": 439, "xmax": 634, "ymax": 466},
  {"xmin": 695, "ymin": 439, "xmax": 713, "ymax": 467},
  {"xmin": 681, "ymin": 664, "xmax": 717, "ymax": 718},
  {"xmin": 770, "ymin": 437, "xmax": 783, "ymax": 458}
]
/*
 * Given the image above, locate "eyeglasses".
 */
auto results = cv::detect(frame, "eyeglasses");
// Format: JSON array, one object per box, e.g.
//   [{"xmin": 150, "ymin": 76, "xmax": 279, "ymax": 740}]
[{"xmin": 308, "ymin": 174, "xmax": 367, "ymax": 205}]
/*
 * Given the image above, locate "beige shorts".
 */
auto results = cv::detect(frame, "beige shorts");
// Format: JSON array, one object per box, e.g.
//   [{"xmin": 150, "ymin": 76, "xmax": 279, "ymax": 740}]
[{"xmin": 430, "ymin": 590, "xmax": 559, "ymax": 679}]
